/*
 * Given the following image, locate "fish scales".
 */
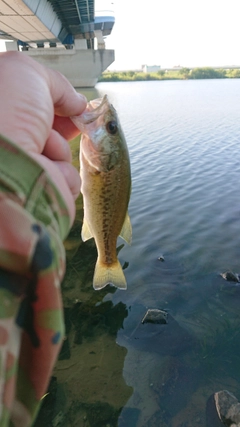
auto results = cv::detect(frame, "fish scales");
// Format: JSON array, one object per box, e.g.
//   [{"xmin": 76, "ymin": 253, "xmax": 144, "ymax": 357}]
[
  {"xmin": 81, "ymin": 159, "xmax": 129, "ymax": 266},
  {"xmin": 71, "ymin": 95, "xmax": 132, "ymax": 290}
]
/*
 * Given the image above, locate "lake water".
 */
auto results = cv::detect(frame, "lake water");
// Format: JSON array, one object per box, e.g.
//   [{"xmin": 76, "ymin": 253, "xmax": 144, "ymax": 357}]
[{"xmin": 36, "ymin": 80, "xmax": 240, "ymax": 427}]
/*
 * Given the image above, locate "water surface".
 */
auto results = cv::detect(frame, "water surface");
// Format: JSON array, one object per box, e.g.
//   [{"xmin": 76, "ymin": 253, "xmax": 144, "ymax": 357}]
[{"xmin": 37, "ymin": 80, "xmax": 240, "ymax": 427}]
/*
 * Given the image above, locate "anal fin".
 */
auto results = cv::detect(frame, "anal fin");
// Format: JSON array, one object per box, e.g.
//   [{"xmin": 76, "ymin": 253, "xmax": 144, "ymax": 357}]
[
  {"xmin": 119, "ymin": 212, "xmax": 132, "ymax": 245},
  {"xmin": 81, "ymin": 218, "xmax": 93, "ymax": 241}
]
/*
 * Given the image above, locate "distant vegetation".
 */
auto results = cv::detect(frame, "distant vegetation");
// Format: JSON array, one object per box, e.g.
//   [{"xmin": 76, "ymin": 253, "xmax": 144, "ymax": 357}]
[{"xmin": 98, "ymin": 67, "xmax": 240, "ymax": 82}]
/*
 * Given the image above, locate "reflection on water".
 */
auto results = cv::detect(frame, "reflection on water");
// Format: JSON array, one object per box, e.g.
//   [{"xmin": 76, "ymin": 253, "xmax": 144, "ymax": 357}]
[{"xmin": 35, "ymin": 81, "xmax": 240, "ymax": 427}]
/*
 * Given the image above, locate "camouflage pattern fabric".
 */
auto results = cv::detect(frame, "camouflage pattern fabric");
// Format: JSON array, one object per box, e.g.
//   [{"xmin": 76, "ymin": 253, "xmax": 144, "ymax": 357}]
[{"xmin": 0, "ymin": 136, "xmax": 71, "ymax": 426}]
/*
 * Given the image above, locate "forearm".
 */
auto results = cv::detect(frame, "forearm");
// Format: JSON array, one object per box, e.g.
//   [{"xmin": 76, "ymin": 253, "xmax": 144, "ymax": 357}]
[{"xmin": 0, "ymin": 134, "xmax": 70, "ymax": 426}]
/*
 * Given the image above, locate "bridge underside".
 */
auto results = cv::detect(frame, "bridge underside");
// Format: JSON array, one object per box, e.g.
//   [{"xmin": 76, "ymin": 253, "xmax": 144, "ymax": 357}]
[
  {"xmin": 0, "ymin": 0, "xmax": 115, "ymax": 87},
  {"xmin": 0, "ymin": 0, "xmax": 114, "ymax": 46}
]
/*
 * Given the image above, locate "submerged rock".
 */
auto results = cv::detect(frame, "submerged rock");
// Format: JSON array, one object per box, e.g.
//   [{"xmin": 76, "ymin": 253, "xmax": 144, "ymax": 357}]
[
  {"xmin": 214, "ymin": 390, "xmax": 240, "ymax": 426},
  {"xmin": 206, "ymin": 394, "xmax": 225, "ymax": 427},
  {"xmin": 221, "ymin": 271, "xmax": 240, "ymax": 283},
  {"xmin": 141, "ymin": 308, "xmax": 168, "ymax": 324},
  {"xmin": 118, "ymin": 304, "xmax": 196, "ymax": 357}
]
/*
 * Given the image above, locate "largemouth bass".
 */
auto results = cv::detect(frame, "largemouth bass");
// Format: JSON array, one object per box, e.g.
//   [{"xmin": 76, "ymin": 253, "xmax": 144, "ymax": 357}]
[{"xmin": 71, "ymin": 95, "xmax": 131, "ymax": 290}]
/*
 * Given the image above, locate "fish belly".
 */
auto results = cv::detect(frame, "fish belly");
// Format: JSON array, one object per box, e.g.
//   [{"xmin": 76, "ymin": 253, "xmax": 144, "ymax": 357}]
[{"xmin": 80, "ymin": 152, "xmax": 131, "ymax": 290}]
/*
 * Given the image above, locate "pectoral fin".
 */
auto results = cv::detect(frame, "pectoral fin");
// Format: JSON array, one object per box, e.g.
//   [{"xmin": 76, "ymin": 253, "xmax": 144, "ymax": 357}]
[
  {"xmin": 81, "ymin": 218, "xmax": 93, "ymax": 241},
  {"xmin": 120, "ymin": 212, "xmax": 132, "ymax": 245}
]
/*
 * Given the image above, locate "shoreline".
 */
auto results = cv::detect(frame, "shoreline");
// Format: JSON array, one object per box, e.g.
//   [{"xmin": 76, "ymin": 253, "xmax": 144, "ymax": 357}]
[{"xmin": 98, "ymin": 67, "xmax": 240, "ymax": 82}]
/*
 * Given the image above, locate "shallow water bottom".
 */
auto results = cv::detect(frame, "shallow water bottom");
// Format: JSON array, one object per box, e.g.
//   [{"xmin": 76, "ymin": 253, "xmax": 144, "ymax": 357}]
[
  {"xmin": 34, "ymin": 219, "xmax": 240, "ymax": 427},
  {"xmin": 35, "ymin": 80, "xmax": 240, "ymax": 426}
]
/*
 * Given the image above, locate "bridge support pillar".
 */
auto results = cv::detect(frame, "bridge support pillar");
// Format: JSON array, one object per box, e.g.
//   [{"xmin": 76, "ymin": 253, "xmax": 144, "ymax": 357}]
[
  {"xmin": 94, "ymin": 30, "xmax": 105, "ymax": 49},
  {"xmin": 22, "ymin": 47, "xmax": 114, "ymax": 87},
  {"xmin": 5, "ymin": 41, "xmax": 18, "ymax": 51},
  {"xmin": 74, "ymin": 39, "xmax": 88, "ymax": 49}
]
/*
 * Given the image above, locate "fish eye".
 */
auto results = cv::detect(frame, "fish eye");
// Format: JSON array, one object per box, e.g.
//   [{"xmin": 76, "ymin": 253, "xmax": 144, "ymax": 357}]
[{"xmin": 106, "ymin": 120, "xmax": 118, "ymax": 135}]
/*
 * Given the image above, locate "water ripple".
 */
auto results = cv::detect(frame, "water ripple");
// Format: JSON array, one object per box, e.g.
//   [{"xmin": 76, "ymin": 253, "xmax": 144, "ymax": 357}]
[{"xmin": 97, "ymin": 80, "xmax": 240, "ymax": 302}]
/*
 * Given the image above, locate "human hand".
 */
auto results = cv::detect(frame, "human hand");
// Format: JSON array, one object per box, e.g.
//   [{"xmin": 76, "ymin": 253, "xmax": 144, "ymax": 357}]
[{"xmin": 0, "ymin": 51, "xmax": 87, "ymax": 224}]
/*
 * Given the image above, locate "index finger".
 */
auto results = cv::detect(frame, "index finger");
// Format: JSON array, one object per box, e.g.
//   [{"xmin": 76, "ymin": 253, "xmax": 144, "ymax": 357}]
[{"xmin": 46, "ymin": 68, "xmax": 87, "ymax": 117}]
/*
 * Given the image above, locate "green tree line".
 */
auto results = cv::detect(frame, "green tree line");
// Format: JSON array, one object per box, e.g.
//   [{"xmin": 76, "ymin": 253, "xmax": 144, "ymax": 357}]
[{"xmin": 98, "ymin": 67, "xmax": 240, "ymax": 82}]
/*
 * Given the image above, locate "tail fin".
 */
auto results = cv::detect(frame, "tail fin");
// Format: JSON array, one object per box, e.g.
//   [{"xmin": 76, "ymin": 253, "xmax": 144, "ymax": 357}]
[{"xmin": 93, "ymin": 259, "xmax": 127, "ymax": 290}]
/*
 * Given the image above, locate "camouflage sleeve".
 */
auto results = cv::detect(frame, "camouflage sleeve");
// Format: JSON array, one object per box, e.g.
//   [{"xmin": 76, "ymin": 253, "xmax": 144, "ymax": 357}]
[{"xmin": 0, "ymin": 135, "xmax": 72, "ymax": 426}]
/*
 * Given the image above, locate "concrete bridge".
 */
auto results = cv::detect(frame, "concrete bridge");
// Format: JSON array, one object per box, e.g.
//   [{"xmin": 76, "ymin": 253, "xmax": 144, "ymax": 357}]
[{"xmin": 0, "ymin": 0, "xmax": 115, "ymax": 87}]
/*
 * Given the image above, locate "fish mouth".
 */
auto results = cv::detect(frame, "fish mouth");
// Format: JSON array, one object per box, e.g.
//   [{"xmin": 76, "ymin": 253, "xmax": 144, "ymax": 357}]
[{"xmin": 71, "ymin": 94, "xmax": 109, "ymax": 130}]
